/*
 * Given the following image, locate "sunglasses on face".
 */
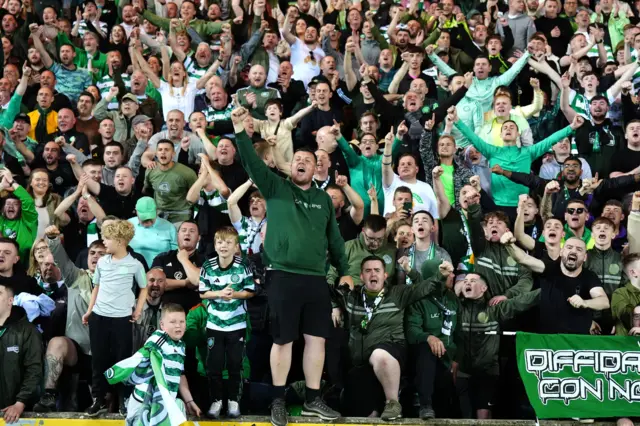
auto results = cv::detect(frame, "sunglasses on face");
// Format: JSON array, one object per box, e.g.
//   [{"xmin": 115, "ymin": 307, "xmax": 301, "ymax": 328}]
[{"xmin": 567, "ymin": 207, "xmax": 585, "ymax": 215}]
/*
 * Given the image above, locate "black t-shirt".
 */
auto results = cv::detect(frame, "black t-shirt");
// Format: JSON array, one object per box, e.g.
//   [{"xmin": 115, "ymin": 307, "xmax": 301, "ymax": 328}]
[
  {"xmin": 537, "ymin": 259, "xmax": 602, "ymax": 335},
  {"xmin": 337, "ymin": 210, "xmax": 362, "ymax": 242},
  {"xmin": 610, "ymin": 146, "xmax": 640, "ymax": 174},
  {"xmin": 152, "ymin": 249, "xmax": 204, "ymax": 313},
  {"xmin": 98, "ymin": 183, "xmax": 139, "ymax": 219}
]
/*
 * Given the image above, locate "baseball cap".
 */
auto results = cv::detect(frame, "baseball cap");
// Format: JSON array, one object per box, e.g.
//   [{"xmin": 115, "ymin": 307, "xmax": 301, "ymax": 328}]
[
  {"xmin": 135, "ymin": 197, "xmax": 157, "ymax": 221},
  {"xmin": 122, "ymin": 93, "xmax": 138, "ymax": 103},
  {"xmin": 132, "ymin": 115, "xmax": 152, "ymax": 127},
  {"xmin": 14, "ymin": 113, "xmax": 30, "ymax": 125},
  {"xmin": 309, "ymin": 75, "xmax": 331, "ymax": 88}
]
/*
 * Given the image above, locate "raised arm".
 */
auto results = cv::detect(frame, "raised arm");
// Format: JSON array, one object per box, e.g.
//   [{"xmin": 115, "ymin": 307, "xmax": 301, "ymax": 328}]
[
  {"xmin": 427, "ymin": 50, "xmax": 456, "ymax": 77},
  {"xmin": 514, "ymin": 195, "xmax": 535, "ymax": 251},
  {"xmin": 517, "ymin": 79, "xmax": 544, "ymax": 118},
  {"xmin": 344, "ymin": 44, "xmax": 358, "ymax": 92},
  {"xmin": 382, "ymin": 125, "xmax": 396, "ymax": 188},
  {"xmin": 168, "ymin": 19, "xmax": 186, "ymax": 62},
  {"xmin": 432, "ymin": 166, "xmax": 452, "ymax": 219},
  {"xmin": 228, "ymin": 179, "xmax": 253, "ymax": 224},
  {"xmin": 288, "ymin": 102, "xmax": 317, "ymax": 127},
  {"xmin": 336, "ymin": 173, "xmax": 364, "ymax": 226},
  {"xmin": 502, "ymin": 232, "xmax": 545, "ymax": 273},
  {"xmin": 528, "ymin": 118, "xmax": 581, "ymax": 160},
  {"xmin": 560, "ymin": 77, "xmax": 577, "ymax": 123},
  {"xmin": 495, "ymin": 51, "xmax": 531, "ymax": 87},
  {"xmin": 388, "ymin": 56, "xmax": 409, "ymax": 95},
  {"xmin": 30, "ymin": 25, "xmax": 54, "ymax": 68},
  {"xmin": 132, "ymin": 46, "xmax": 161, "ymax": 88},
  {"xmin": 607, "ymin": 61, "xmax": 639, "ymax": 100},
  {"xmin": 526, "ymin": 56, "xmax": 562, "ymax": 89},
  {"xmin": 281, "ymin": 8, "xmax": 298, "ymax": 45}
]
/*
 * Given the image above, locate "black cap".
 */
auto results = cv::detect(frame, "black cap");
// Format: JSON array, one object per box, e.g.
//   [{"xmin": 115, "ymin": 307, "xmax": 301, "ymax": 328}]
[
  {"xmin": 309, "ymin": 75, "xmax": 331, "ymax": 88},
  {"xmin": 14, "ymin": 113, "xmax": 30, "ymax": 125}
]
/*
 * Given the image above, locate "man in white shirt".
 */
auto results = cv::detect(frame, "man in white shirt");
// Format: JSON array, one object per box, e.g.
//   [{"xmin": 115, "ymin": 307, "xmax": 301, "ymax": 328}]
[
  {"xmin": 381, "ymin": 126, "xmax": 439, "ymax": 218},
  {"xmin": 281, "ymin": 8, "xmax": 325, "ymax": 88}
]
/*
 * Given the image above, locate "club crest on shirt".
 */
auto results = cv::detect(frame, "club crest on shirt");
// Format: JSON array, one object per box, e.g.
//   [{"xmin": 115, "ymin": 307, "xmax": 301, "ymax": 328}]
[{"xmin": 174, "ymin": 271, "xmax": 184, "ymax": 280}]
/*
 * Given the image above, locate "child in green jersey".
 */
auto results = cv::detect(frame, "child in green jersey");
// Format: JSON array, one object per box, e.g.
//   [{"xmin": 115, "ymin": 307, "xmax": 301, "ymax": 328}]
[{"xmin": 199, "ymin": 226, "xmax": 255, "ymax": 419}]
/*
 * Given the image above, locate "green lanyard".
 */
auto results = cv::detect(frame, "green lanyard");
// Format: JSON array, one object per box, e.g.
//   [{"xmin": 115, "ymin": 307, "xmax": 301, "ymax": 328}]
[
  {"xmin": 592, "ymin": 132, "xmax": 601, "ymax": 153},
  {"xmin": 458, "ymin": 213, "xmax": 474, "ymax": 272},
  {"xmin": 0, "ymin": 328, "xmax": 5, "ymax": 339}
]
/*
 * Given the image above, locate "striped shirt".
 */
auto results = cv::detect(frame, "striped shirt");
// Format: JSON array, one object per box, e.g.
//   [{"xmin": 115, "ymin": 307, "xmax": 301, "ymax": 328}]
[
  {"xmin": 97, "ymin": 74, "xmax": 132, "ymax": 110},
  {"xmin": 73, "ymin": 19, "xmax": 109, "ymax": 38},
  {"xmin": 199, "ymin": 256, "xmax": 255, "ymax": 332},
  {"xmin": 232, "ymin": 216, "xmax": 265, "ymax": 255},
  {"xmin": 184, "ymin": 54, "xmax": 209, "ymax": 94},
  {"xmin": 203, "ymin": 104, "xmax": 233, "ymax": 124},
  {"xmin": 132, "ymin": 330, "xmax": 185, "ymax": 402}
]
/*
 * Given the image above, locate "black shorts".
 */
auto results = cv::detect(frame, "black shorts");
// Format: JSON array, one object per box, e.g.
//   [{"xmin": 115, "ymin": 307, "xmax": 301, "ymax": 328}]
[
  {"xmin": 71, "ymin": 339, "xmax": 92, "ymax": 378},
  {"xmin": 266, "ymin": 270, "xmax": 332, "ymax": 345},
  {"xmin": 456, "ymin": 373, "xmax": 497, "ymax": 412},
  {"xmin": 370, "ymin": 342, "xmax": 407, "ymax": 370}
]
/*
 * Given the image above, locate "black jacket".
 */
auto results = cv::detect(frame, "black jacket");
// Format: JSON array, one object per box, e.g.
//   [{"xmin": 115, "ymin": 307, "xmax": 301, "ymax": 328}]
[{"xmin": 0, "ymin": 306, "xmax": 43, "ymax": 408}]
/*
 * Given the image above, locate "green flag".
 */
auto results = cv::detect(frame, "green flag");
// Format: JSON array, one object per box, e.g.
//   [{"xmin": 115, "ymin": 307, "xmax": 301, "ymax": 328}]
[{"xmin": 517, "ymin": 332, "xmax": 640, "ymax": 419}]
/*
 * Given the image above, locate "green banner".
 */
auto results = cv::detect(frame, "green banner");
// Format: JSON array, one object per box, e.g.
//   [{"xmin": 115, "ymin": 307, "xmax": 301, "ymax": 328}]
[{"xmin": 516, "ymin": 332, "xmax": 640, "ymax": 419}]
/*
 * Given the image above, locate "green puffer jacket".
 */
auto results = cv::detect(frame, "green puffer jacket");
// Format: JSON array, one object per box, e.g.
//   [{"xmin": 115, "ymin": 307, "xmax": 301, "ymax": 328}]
[
  {"xmin": 586, "ymin": 246, "xmax": 625, "ymax": 331},
  {"xmin": 405, "ymin": 285, "xmax": 459, "ymax": 368},
  {"xmin": 343, "ymin": 269, "xmax": 447, "ymax": 366},
  {"xmin": 468, "ymin": 204, "xmax": 533, "ymax": 299},
  {"xmin": 455, "ymin": 289, "xmax": 539, "ymax": 376},
  {"xmin": 0, "ymin": 306, "xmax": 43, "ymax": 408}
]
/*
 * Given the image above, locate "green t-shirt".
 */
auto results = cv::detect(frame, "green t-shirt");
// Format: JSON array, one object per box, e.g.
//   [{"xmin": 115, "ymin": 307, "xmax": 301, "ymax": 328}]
[
  {"xmin": 144, "ymin": 163, "xmax": 198, "ymax": 218},
  {"xmin": 441, "ymin": 163, "xmax": 455, "ymax": 206}
]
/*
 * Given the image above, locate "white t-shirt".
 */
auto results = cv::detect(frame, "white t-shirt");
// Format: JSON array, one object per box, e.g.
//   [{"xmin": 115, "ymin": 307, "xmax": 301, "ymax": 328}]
[
  {"xmin": 289, "ymin": 38, "xmax": 325, "ymax": 88},
  {"xmin": 383, "ymin": 174, "xmax": 440, "ymax": 219},
  {"xmin": 158, "ymin": 78, "xmax": 199, "ymax": 121}
]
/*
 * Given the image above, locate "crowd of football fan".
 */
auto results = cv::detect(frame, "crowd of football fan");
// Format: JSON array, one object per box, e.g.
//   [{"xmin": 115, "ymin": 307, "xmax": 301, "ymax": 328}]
[{"xmin": 0, "ymin": 0, "xmax": 640, "ymax": 423}]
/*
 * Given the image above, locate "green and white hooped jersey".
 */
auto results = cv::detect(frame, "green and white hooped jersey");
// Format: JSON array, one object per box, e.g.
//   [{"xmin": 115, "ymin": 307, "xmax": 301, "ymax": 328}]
[
  {"xmin": 199, "ymin": 256, "xmax": 255, "ymax": 332},
  {"xmin": 184, "ymin": 55, "xmax": 209, "ymax": 94},
  {"xmin": 97, "ymin": 74, "xmax": 132, "ymax": 110}
]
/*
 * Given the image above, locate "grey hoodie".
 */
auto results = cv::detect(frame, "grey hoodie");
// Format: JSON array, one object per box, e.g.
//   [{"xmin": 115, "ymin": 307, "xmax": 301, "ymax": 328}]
[{"xmin": 496, "ymin": 13, "xmax": 537, "ymax": 56}]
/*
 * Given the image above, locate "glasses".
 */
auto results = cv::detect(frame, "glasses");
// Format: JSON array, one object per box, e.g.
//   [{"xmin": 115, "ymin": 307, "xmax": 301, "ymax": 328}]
[
  {"xmin": 34, "ymin": 247, "xmax": 49, "ymax": 253},
  {"xmin": 567, "ymin": 207, "xmax": 585, "ymax": 215},
  {"xmin": 363, "ymin": 233, "xmax": 384, "ymax": 244}
]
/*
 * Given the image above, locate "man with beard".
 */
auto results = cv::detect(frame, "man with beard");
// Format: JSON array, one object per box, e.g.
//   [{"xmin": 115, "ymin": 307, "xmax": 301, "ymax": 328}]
[
  {"xmin": 31, "ymin": 26, "xmax": 92, "ymax": 103},
  {"xmin": 94, "ymin": 88, "xmax": 140, "ymax": 143},
  {"xmin": 32, "ymin": 142, "xmax": 77, "ymax": 196},
  {"xmin": 268, "ymin": 61, "xmax": 307, "ymax": 118},
  {"xmin": 148, "ymin": 110, "xmax": 211, "ymax": 166},
  {"xmin": 57, "ymin": 30, "xmax": 108, "ymax": 81},
  {"xmin": 539, "ymin": 138, "xmax": 592, "ymax": 180},
  {"xmin": 24, "ymin": 70, "xmax": 73, "ymax": 113},
  {"xmin": 49, "ymin": 108, "xmax": 91, "ymax": 155},
  {"xmin": 232, "ymin": 107, "xmax": 350, "ymax": 426},
  {"xmin": 321, "ymin": 214, "xmax": 393, "ymax": 285},
  {"xmin": 33, "ymin": 227, "xmax": 106, "ymax": 413},
  {"xmin": 132, "ymin": 268, "xmax": 169, "ymax": 350},
  {"xmin": 495, "ymin": 156, "xmax": 640, "ymax": 219},
  {"xmin": 563, "ymin": 93, "xmax": 625, "ymax": 177},
  {"xmin": 143, "ymin": 140, "xmax": 198, "ymax": 224},
  {"xmin": 151, "ymin": 221, "xmax": 203, "ymax": 313},
  {"xmin": 504, "ymin": 232, "xmax": 608, "ymax": 334},
  {"xmin": 282, "ymin": 8, "xmax": 325, "ymax": 88},
  {"xmin": 237, "ymin": 65, "xmax": 280, "ymax": 120},
  {"xmin": 0, "ymin": 169, "xmax": 38, "ymax": 261},
  {"xmin": 75, "ymin": 92, "xmax": 100, "ymax": 144}
]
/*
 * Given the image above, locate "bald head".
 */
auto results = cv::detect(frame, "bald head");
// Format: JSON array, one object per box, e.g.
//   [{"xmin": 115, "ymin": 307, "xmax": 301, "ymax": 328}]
[
  {"xmin": 316, "ymin": 126, "xmax": 337, "ymax": 152},
  {"xmin": 146, "ymin": 268, "xmax": 167, "ymax": 301},
  {"xmin": 249, "ymin": 64, "xmax": 267, "ymax": 87}
]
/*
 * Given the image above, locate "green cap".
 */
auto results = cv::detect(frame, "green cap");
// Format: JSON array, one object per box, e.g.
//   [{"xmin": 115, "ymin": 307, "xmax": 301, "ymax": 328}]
[{"xmin": 135, "ymin": 197, "xmax": 157, "ymax": 221}]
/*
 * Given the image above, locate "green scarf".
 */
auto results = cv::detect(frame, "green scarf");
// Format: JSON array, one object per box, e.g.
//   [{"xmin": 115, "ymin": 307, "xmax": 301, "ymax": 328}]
[{"xmin": 35, "ymin": 106, "xmax": 51, "ymax": 144}]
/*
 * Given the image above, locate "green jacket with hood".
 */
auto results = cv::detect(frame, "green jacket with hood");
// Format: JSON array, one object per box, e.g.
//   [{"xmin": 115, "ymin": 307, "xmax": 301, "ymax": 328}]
[
  {"xmin": 611, "ymin": 282, "xmax": 640, "ymax": 337},
  {"xmin": 326, "ymin": 234, "xmax": 397, "ymax": 287},
  {"xmin": 454, "ymin": 289, "xmax": 539, "ymax": 376},
  {"xmin": 405, "ymin": 261, "xmax": 459, "ymax": 368},
  {"xmin": 586, "ymin": 246, "xmax": 624, "ymax": 331},
  {"xmin": 0, "ymin": 306, "xmax": 43, "ymax": 408},
  {"xmin": 468, "ymin": 203, "xmax": 533, "ymax": 299},
  {"xmin": 343, "ymin": 265, "xmax": 446, "ymax": 366}
]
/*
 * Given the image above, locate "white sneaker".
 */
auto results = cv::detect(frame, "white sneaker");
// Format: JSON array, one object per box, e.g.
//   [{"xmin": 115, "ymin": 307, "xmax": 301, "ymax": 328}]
[
  {"xmin": 227, "ymin": 400, "xmax": 241, "ymax": 418},
  {"xmin": 207, "ymin": 400, "xmax": 223, "ymax": 418}
]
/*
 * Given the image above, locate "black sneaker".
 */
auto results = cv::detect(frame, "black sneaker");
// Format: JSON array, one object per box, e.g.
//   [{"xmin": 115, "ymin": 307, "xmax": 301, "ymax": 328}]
[
  {"xmin": 86, "ymin": 399, "xmax": 108, "ymax": 417},
  {"xmin": 301, "ymin": 397, "xmax": 340, "ymax": 421},
  {"xmin": 33, "ymin": 392, "xmax": 57, "ymax": 412},
  {"xmin": 419, "ymin": 405, "xmax": 435, "ymax": 419},
  {"xmin": 270, "ymin": 397, "xmax": 288, "ymax": 426}
]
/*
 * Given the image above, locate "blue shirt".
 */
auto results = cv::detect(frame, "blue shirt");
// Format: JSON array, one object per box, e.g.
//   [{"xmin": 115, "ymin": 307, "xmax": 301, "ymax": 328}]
[
  {"xmin": 50, "ymin": 62, "xmax": 92, "ymax": 103},
  {"xmin": 127, "ymin": 217, "xmax": 178, "ymax": 267}
]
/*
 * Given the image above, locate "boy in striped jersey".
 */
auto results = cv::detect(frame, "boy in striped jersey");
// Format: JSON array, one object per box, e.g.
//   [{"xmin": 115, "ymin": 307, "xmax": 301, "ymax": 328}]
[
  {"xmin": 108, "ymin": 303, "xmax": 203, "ymax": 424},
  {"xmin": 199, "ymin": 227, "xmax": 255, "ymax": 418}
]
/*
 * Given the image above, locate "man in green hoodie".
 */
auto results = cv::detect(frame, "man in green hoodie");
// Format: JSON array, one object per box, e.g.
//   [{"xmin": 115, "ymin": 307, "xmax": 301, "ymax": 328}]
[
  {"xmin": 231, "ymin": 107, "xmax": 351, "ymax": 426},
  {"xmin": 0, "ymin": 169, "xmax": 37, "ymax": 262}
]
